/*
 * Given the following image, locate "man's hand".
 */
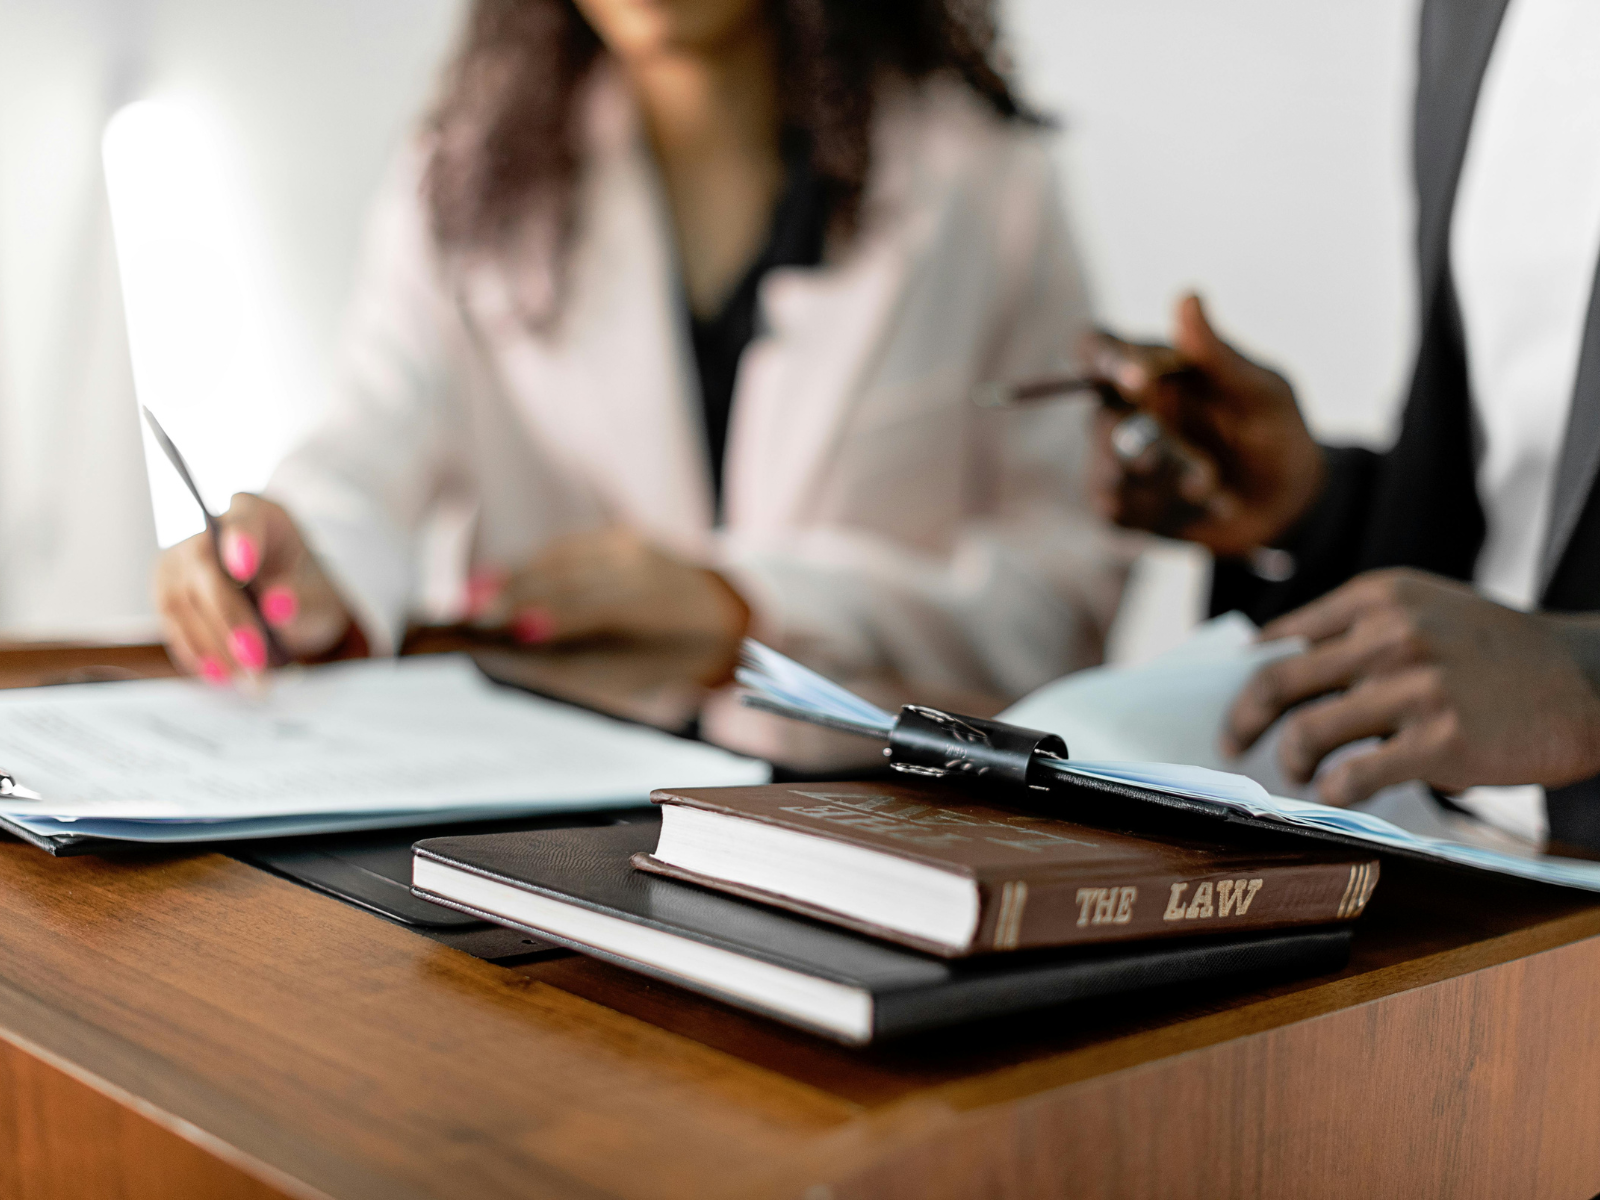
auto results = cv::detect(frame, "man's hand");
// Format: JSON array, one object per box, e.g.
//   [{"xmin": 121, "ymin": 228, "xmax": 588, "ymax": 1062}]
[
  {"xmin": 153, "ymin": 494, "xmax": 357, "ymax": 681},
  {"xmin": 1225, "ymin": 569, "xmax": 1600, "ymax": 806},
  {"xmin": 1086, "ymin": 293, "xmax": 1326, "ymax": 557},
  {"xmin": 468, "ymin": 526, "xmax": 751, "ymax": 662}
]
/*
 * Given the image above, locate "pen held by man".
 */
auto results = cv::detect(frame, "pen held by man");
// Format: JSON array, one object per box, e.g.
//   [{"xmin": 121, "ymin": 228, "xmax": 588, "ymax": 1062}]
[{"xmin": 1082, "ymin": 293, "xmax": 1327, "ymax": 562}]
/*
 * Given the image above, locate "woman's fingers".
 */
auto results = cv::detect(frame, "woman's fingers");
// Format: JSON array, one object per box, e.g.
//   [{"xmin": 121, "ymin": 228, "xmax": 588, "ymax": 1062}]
[
  {"xmin": 154, "ymin": 494, "xmax": 356, "ymax": 672},
  {"xmin": 187, "ymin": 552, "xmax": 272, "ymax": 675},
  {"xmin": 158, "ymin": 556, "xmax": 240, "ymax": 681},
  {"xmin": 216, "ymin": 494, "xmax": 276, "ymax": 584},
  {"xmin": 260, "ymin": 554, "xmax": 354, "ymax": 658},
  {"xmin": 486, "ymin": 526, "xmax": 747, "ymax": 647},
  {"xmin": 157, "ymin": 592, "xmax": 205, "ymax": 677},
  {"xmin": 505, "ymin": 570, "xmax": 613, "ymax": 644},
  {"xmin": 223, "ymin": 494, "xmax": 355, "ymax": 658},
  {"xmin": 497, "ymin": 529, "xmax": 638, "ymax": 642}
]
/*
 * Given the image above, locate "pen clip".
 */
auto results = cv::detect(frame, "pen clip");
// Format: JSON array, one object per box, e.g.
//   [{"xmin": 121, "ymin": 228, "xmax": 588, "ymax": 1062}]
[{"xmin": 886, "ymin": 706, "xmax": 1068, "ymax": 789}]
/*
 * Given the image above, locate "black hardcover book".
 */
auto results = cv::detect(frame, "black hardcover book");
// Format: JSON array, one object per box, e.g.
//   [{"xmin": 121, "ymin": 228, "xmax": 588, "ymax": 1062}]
[{"xmin": 412, "ymin": 823, "xmax": 1352, "ymax": 1044}]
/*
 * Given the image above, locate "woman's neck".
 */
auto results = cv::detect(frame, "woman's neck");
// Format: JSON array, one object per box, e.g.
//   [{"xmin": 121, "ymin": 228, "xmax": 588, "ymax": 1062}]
[{"xmin": 623, "ymin": 28, "xmax": 785, "ymax": 318}]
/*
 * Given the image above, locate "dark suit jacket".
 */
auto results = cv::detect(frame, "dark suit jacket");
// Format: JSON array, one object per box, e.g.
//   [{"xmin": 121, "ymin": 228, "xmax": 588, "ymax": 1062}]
[{"xmin": 1210, "ymin": 0, "xmax": 1600, "ymax": 846}]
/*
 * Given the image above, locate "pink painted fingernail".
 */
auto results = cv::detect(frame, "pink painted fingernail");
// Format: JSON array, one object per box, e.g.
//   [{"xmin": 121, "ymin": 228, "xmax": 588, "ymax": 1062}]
[
  {"xmin": 261, "ymin": 585, "xmax": 298, "ymax": 627},
  {"xmin": 229, "ymin": 626, "xmax": 267, "ymax": 672},
  {"xmin": 199, "ymin": 656, "xmax": 229, "ymax": 685},
  {"xmin": 223, "ymin": 532, "xmax": 259, "ymax": 582},
  {"xmin": 465, "ymin": 567, "xmax": 506, "ymax": 617},
  {"xmin": 512, "ymin": 608, "xmax": 554, "ymax": 644}
]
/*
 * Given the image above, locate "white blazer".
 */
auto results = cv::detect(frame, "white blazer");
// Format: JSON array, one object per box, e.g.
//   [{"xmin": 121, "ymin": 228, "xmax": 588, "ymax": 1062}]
[{"xmin": 268, "ymin": 68, "xmax": 1132, "ymax": 725}]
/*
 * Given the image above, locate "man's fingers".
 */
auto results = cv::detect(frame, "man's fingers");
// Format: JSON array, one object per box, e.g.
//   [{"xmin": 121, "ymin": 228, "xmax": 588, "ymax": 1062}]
[
  {"xmin": 1080, "ymin": 330, "xmax": 1146, "ymax": 393},
  {"xmin": 1088, "ymin": 409, "xmax": 1131, "ymax": 517},
  {"xmin": 1089, "ymin": 403, "xmax": 1230, "ymax": 536},
  {"xmin": 1274, "ymin": 673, "xmax": 1422, "ymax": 783},
  {"xmin": 1225, "ymin": 638, "xmax": 1375, "ymax": 754},
  {"xmin": 1171, "ymin": 293, "xmax": 1276, "ymax": 410},
  {"xmin": 1262, "ymin": 569, "xmax": 1453, "ymax": 648},
  {"xmin": 1171, "ymin": 294, "xmax": 1231, "ymax": 374},
  {"xmin": 1316, "ymin": 729, "xmax": 1436, "ymax": 808},
  {"xmin": 1173, "ymin": 444, "xmax": 1221, "ymax": 504},
  {"xmin": 1080, "ymin": 332, "xmax": 1191, "ymax": 428},
  {"xmin": 1082, "ymin": 331, "xmax": 1169, "ymax": 396},
  {"xmin": 1259, "ymin": 574, "xmax": 1396, "ymax": 645}
]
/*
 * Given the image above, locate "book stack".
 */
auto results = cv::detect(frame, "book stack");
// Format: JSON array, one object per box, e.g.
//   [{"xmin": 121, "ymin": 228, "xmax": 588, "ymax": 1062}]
[{"xmin": 413, "ymin": 777, "xmax": 1376, "ymax": 1044}]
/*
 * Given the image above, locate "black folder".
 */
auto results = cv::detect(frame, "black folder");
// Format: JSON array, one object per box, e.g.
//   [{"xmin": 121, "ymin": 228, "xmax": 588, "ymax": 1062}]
[{"xmin": 412, "ymin": 822, "xmax": 1352, "ymax": 1044}]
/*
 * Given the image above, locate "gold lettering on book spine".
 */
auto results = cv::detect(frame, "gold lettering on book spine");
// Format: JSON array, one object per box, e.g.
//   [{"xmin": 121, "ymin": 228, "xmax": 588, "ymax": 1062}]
[
  {"xmin": 1164, "ymin": 878, "xmax": 1264, "ymax": 921},
  {"xmin": 1183, "ymin": 881, "xmax": 1215, "ymax": 919},
  {"xmin": 1075, "ymin": 886, "xmax": 1139, "ymax": 928},
  {"xmin": 1163, "ymin": 882, "xmax": 1189, "ymax": 921},
  {"xmin": 994, "ymin": 881, "xmax": 1029, "ymax": 949},
  {"xmin": 1336, "ymin": 862, "xmax": 1377, "ymax": 918},
  {"xmin": 1235, "ymin": 878, "xmax": 1263, "ymax": 915},
  {"xmin": 1357, "ymin": 862, "xmax": 1377, "ymax": 912},
  {"xmin": 1113, "ymin": 886, "xmax": 1136, "ymax": 923},
  {"xmin": 1217, "ymin": 879, "xmax": 1241, "ymax": 916},
  {"xmin": 1075, "ymin": 887, "xmax": 1099, "ymax": 928},
  {"xmin": 1335, "ymin": 864, "xmax": 1358, "ymax": 918}
]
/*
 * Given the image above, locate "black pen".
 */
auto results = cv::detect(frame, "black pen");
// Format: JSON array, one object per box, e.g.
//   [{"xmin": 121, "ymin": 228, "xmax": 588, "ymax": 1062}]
[
  {"xmin": 970, "ymin": 365, "xmax": 1201, "ymax": 468},
  {"xmin": 140, "ymin": 407, "xmax": 292, "ymax": 669}
]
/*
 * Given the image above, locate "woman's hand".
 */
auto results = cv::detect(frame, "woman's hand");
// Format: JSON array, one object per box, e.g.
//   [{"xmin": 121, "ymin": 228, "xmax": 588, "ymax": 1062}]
[
  {"xmin": 468, "ymin": 526, "xmax": 751, "ymax": 657},
  {"xmin": 154, "ymin": 494, "xmax": 356, "ymax": 681}
]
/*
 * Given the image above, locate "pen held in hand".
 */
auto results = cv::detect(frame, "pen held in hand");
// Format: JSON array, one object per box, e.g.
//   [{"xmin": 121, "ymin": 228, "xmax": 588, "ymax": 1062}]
[
  {"xmin": 970, "ymin": 375, "xmax": 1123, "ymax": 408},
  {"xmin": 140, "ymin": 407, "xmax": 292, "ymax": 669},
  {"xmin": 971, "ymin": 360, "xmax": 1204, "ymax": 410},
  {"xmin": 970, "ymin": 367, "xmax": 1200, "ymax": 474}
]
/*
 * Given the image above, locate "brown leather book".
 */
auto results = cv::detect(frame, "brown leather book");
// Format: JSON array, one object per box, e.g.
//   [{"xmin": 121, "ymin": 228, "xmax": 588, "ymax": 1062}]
[{"xmin": 635, "ymin": 780, "xmax": 1379, "ymax": 957}]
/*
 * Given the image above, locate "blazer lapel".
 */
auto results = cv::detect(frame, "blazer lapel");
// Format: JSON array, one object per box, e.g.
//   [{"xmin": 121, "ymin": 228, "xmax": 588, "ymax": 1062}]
[
  {"xmin": 721, "ymin": 239, "xmax": 911, "ymax": 535},
  {"xmin": 464, "ymin": 77, "xmax": 714, "ymax": 555},
  {"xmin": 1413, "ymin": 0, "xmax": 1514, "ymax": 314},
  {"xmin": 721, "ymin": 89, "xmax": 930, "ymax": 535},
  {"xmin": 1539, "ymin": 262, "xmax": 1600, "ymax": 594},
  {"xmin": 561, "ymin": 130, "xmax": 714, "ymax": 548}
]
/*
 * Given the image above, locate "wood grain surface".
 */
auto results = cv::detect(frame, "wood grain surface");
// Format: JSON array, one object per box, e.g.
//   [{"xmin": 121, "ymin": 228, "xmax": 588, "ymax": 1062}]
[
  {"xmin": 1, "ymin": 643, "xmax": 1599, "ymax": 1199},
  {"xmin": 0, "ymin": 1034, "xmax": 294, "ymax": 1200}
]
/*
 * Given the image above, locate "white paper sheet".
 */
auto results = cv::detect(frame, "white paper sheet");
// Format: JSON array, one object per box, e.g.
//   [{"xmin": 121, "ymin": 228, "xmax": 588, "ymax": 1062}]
[
  {"xmin": 0, "ymin": 656, "xmax": 768, "ymax": 836},
  {"xmin": 999, "ymin": 612, "xmax": 1305, "ymax": 768}
]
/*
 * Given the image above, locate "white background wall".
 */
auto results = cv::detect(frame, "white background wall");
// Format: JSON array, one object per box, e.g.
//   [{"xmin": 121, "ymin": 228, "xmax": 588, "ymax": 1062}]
[
  {"xmin": 1006, "ymin": 0, "xmax": 1422, "ymax": 657},
  {"xmin": 0, "ymin": 0, "xmax": 1421, "ymax": 647},
  {"xmin": 1011, "ymin": 0, "xmax": 1419, "ymax": 442},
  {"xmin": 0, "ymin": 0, "xmax": 464, "ymax": 637}
]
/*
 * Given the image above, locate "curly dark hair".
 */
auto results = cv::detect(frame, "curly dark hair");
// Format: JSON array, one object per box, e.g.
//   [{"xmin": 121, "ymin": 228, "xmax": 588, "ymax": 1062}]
[{"xmin": 425, "ymin": 0, "xmax": 1038, "ymax": 305}]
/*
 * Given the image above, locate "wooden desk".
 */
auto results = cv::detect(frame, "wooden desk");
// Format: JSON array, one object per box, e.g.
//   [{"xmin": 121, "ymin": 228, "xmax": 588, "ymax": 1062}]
[{"xmin": 1, "ymin": 644, "xmax": 1599, "ymax": 1199}]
